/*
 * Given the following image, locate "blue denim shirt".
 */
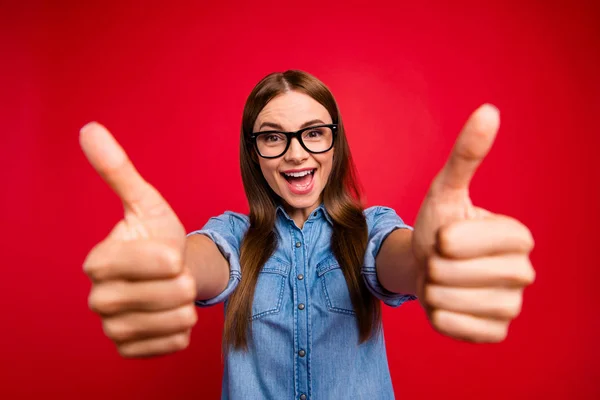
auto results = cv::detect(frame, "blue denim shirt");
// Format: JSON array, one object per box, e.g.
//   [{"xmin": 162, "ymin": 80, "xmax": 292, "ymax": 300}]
[{"xmin": 188, "ymin": 204, "xmax": 416, "ymax": 399}]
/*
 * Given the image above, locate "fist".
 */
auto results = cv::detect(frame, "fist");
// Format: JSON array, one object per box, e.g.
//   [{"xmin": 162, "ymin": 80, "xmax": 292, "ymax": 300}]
[
  {"xmin": 422, "ymin": 215, "xmax": 535, "ymax": 343},
  {"xmin": 84, "ymin": 240, "xmax": 198, "ymax": 357},
  {"xmin": 80, "ymin": 122, "xmax": 197, "ymax": 357}
]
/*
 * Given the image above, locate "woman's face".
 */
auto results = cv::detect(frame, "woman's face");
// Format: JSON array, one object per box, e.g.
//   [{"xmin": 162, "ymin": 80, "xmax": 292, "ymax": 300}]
[{"xmin": 253, "ymin": 91, "xmax": 334, "ymax": 215}]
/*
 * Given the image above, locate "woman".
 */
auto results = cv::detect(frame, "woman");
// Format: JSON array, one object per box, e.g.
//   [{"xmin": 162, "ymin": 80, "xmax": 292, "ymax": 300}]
[{"xmin": 80, "ymin": 70, "xmax": 535, "ymax": 399}]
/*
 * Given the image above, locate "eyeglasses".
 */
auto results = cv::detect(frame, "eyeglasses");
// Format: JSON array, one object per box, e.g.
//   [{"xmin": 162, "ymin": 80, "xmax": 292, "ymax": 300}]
[{"xmin": 250, "ymin": 124, "xmax": 337, "ymax": 159}]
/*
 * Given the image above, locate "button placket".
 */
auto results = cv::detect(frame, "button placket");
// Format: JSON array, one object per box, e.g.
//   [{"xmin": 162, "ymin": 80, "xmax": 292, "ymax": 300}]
[{"xmin": 293, "ymin": 230, "xmax": 309, "ymax": 399}]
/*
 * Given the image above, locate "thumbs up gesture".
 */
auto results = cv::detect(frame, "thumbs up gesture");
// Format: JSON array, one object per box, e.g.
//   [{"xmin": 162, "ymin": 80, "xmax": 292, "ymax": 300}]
[
  {"xmin": 412, "ymin": 105, "xmax": 535, "ymax": 343},
  {"xmin": 80, "ymin": 122, "xmax": 198, "ymax": 357}
]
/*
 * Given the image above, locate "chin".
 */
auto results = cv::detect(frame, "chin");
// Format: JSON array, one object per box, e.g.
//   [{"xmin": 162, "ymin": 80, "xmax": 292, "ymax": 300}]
[{"xmin": 284, "ymin": 195, "xmax": 321, "ymax": 210}]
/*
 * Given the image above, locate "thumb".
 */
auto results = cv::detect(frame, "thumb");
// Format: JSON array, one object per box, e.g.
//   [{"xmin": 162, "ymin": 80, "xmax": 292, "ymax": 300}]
[
  {"xmin": 432, "ymin": 104, "xmax": 500, "ymax": 194},
  {"xmin": 79, "ymin": 122, "xmax": 169, "ymax": 216}
]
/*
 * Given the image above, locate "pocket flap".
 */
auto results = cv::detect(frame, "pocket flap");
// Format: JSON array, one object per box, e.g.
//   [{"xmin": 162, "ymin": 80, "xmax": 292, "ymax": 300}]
[
  {"xmin": 316, "ymin": 256, "xmax": 340, "ymax": 277},
  {"xmin": 261, "ymin": 257, "xmax": 291, "ymax": 275}
]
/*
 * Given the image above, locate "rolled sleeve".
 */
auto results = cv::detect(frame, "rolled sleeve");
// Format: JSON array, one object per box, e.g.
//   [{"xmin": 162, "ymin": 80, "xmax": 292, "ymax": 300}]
[
  {"xmin": 363, "ymin": 206, "xmax": 418, "ymax": 307},
  {"xmin": 187, "ymin": 211, "xmax": 248, "ymax": 307}
]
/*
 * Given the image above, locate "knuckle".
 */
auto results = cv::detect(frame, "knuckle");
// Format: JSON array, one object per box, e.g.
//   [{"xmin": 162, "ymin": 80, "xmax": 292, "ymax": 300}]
[
  {"xmin": 435, "ymin": 226, "xmax": 453, "ymax": 255},
  {"xmin": 178, "ymin": 274, "xmax": 197, "ymax": 303},
  {"xmin": 177, "ymin": 305, "xmax": 198, "ymax": 329},
  {"xmin": 477, "ymin": 322, "xmax": 508, "ymax": 344},
  {"xmin": 117, "ymin": 343, "xmax": 149, "ymax": 359},
  {"xmin": 180, "ymin": 274, "xmax": 196, "ymax": 302},
  {"xmin": 429, "ymin": 309, "xmax": 445, "ymax": 332},
  {"xmin": 87, "ymin": 290, "xmax": 100, "ymax": 313},
  {"xmin": 512, "ymin": 260, "xmax": 535, "ymax": 286},
  {"xmin": 102, "ymin": 320, "xmax": 118, "ymax": 340},
  {"xmin": 171, "ymin": 332, "xmax": 191, "ymax": 351},
  {"xmin": 103, "ymin": 319, "xmax": 132, "ymax": 342},
  {"xmin": 497, "ymin": 295, "xmax": 522, "ymax": 320},
  {"xmin": 88, "ymin": 285, "xmax": 124, "ymax": 315},
  {"xmin": 461, "ymin": 134, "xmax": 488, "ymax": 161},
  {"xmin": 523, "ymin": 263, "xmax": 536, "ymax": 285},
  {"xmin": 493, "ymin": 325, "xmax": 509, "ymax": 343},
  {"xmin": 162, "ymin": 246, "xmax": 183, "ymax": 276},
  {"xmin": 503, "ymin": 258, "xmax": 535, "ymax": 287},
  {"xmin": 427, "ymin": 257, "xmax": 442, "ymax": 283},
  {"xmin": 188, "ymin": 306, "xmax": 199, "ymax": 327},
  {"xmin": 117, "ymin": 345, "xmax": 137, "ymax": 359},
  {"xmin": 509, "ymin": 293, "xmax": 523, "ymax": 319},
  {"xmin": 83, "ymin": 241, "xmax": 113, "ymax": 281},
  {"xmin": 82, "ymin": 259, "xmax": 95, "ymax": 278},
  {"xmin": 508, "ymin": 217, "xmax": 535, "ymax": 253},
  {"xmin": 423, "ymin": 285, "xmax": 440, "ymax": 308},
  {"xmin": 87, "ymin": 291, "xmax": 106, "ymax": 315},
  {"xmin": 83, "ymin": 257, "xmax": 102, "ymax": 281}
]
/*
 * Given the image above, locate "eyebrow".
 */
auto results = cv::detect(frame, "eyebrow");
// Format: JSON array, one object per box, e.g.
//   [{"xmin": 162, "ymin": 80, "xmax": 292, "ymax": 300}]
[{"xmin": 258, "ymin": 119, "xmax": 326, "ymax": 131}]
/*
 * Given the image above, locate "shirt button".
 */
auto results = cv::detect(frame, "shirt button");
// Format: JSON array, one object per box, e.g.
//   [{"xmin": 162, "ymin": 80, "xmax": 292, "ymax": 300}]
[
  {"xmin": 313, "ymin": 211, "xmax": 317, "ymax": 217},
  {"xmin": 300, "ymin": 395, "xmax": 307, "ymax": 400},
  {"xmin": 298, "ymin": 303, "xmax": 305, "ymax": 310},
  {"xmin": 295, "ymin": 241, "xmax": 301, "ymax": 248},
  {"xmin": 298, "ymin": 349, "xmax": 306, "ymax": 357},
  {"xmin": 297, "ymin": 274, "xmax": 304, "ymax": 280}
]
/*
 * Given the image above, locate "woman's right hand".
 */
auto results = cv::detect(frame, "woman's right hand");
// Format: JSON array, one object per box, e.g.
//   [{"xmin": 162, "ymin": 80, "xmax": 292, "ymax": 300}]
[{"xmin": 79, "ymin": 122, "xmax": 198, "ymax": 358}]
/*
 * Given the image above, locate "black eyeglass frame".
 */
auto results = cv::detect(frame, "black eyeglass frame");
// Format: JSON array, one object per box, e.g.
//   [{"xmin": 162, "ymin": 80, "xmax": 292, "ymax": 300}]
[{"xmin": 249, "ymin": 124, "xmax": 338, "ymax": 159}]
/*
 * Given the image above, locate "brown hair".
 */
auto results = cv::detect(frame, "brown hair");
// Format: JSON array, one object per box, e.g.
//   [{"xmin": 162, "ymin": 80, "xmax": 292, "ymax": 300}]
[{"xmin": 223, "ymin": 70, "xmax": 381, "ymax": 351}]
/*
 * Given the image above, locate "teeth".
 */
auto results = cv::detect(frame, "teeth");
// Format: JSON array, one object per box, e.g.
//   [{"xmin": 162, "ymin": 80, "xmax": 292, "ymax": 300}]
[{"xmin": 284, "ymin": 169, "xmax": 314, "ymax": 178}]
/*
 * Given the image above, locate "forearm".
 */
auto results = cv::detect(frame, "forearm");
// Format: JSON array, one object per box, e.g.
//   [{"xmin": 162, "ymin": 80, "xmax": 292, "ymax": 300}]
[
  {"xmin": 185, "ymin": 234, "xmax": 230, "ymax": 301},
  {"xmin": 375, "ymin": 228, "xmax": 421, "ymax": 296}
]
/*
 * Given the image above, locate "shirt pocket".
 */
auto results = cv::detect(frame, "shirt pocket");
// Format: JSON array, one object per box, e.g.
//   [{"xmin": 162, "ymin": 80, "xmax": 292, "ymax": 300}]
[
  {"xmin": 251, "ymin": 258, "xmax": 290, "ymax": 320},
  {"xmin": 316, "ymin": 257, "xmax": 356, "ymax": 316}
]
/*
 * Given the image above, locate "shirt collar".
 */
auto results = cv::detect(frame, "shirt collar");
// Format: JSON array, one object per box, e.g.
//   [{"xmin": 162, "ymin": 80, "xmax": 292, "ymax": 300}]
[{"xmin": 275, "ymin": 203, "xmax": 334, "ymax": 226}]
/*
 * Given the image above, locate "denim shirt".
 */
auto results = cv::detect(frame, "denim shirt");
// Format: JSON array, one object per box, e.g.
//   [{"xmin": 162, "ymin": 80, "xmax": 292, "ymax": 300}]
[{"xmin": 188, "ymin": 204, "xmax": 416, "ymax": 400}]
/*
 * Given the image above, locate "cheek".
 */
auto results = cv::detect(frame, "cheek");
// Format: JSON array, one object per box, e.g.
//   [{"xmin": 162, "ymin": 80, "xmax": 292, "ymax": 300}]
[
  {"xmin": 318, "ymin": 154, "xmax": 334, "ymax": 183},
  {"xmin": 258, "ymin": 160, "xmax": 281, "ymax": 191}
]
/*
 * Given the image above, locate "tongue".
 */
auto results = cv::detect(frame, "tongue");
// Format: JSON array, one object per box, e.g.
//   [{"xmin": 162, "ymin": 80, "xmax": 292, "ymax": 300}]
[{"xmin": 288, "ymin": 173, "xmax": 312, "ymax": 186}]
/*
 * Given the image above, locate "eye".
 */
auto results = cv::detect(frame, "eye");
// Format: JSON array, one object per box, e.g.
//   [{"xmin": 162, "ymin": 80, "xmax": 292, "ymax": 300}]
[
  {"xmin": 263, "ymin": 133, "xmax": 285, "ymax": 143},
  {"xmin": 303, "ymin": 128, "xmax": 326, "ymax": 141}
]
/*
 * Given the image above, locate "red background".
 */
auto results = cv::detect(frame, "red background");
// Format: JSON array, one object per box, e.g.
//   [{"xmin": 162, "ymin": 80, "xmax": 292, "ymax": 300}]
[{"xmin": 1, "ymin": 1, "xmax": 598, "ymax": 398}]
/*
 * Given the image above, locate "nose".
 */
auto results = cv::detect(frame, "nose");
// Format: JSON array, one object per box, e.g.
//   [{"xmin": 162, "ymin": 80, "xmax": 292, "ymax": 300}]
[{"xmin": 284, "ymin": 138, "xmax": 309, "ymax": 163}]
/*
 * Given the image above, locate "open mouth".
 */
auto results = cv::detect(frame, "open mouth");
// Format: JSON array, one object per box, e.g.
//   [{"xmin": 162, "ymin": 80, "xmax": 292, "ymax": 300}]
[{"xmin": 281, "ymin": 169, "xmax": 316, "ymax": 194}]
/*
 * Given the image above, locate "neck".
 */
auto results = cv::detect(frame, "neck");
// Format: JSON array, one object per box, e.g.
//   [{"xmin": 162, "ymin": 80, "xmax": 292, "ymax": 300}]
[{"xmin": 283, "ymin": 201, "xmax": 321, "ymax": 229}]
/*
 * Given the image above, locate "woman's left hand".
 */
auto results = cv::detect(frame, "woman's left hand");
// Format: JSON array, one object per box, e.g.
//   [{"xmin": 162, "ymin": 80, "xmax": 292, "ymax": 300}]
[{"xmin": 412, "ymin": 104, "xmax": 536, "ymax": 343}]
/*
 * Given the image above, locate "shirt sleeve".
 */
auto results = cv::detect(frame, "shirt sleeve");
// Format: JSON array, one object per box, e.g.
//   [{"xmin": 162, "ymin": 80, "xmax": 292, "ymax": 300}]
[
  {"xmin": 362, "ymin": 206, "xmax": 418, "ymax": 307},
  {"xmin": 186, "ymin": 211, "xmax": 249, "ymax": 307}
]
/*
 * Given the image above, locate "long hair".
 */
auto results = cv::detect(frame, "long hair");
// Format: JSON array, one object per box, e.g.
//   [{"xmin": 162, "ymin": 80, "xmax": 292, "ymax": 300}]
[{"xmin": 223, "ymin": 70, "xmax": 381, "ymax": 351}]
